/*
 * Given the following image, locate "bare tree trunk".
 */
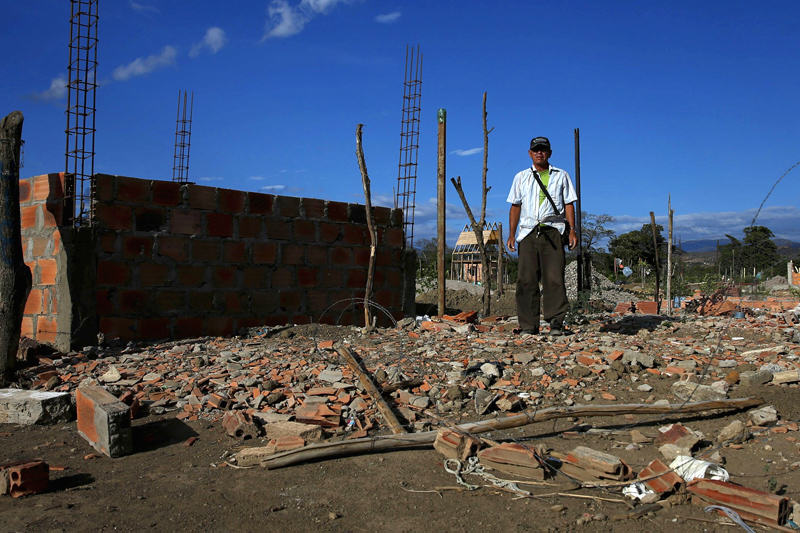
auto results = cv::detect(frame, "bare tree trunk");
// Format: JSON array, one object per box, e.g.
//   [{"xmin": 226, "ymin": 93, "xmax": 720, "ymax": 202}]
[
  {"xmin": 0, "ymin": 111, "xmax": 31, "ymax": 385},
  {"xmin": 355, "ymin": 124, "xmax": 376, "ymax": 329}
]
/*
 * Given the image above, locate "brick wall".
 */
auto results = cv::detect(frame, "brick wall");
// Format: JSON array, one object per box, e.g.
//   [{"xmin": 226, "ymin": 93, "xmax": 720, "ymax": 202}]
[
  {"xmin": 20, "ymin": 173, "xmax": 409, "ymax": 347},
  {"xmin": 18, "ymin": 173, "xmax": 69, "ymax": 347}
]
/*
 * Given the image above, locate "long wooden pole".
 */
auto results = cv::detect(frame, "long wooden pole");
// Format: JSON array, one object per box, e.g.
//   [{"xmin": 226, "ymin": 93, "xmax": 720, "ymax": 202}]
[
  {"xmin": 262, "ymin": 397, "xmax": 762, "ymax": 469},
  {"xmin": 0, "ymin": 111, "xmax": 31, "ymax": 385},
  {"xmin": 574, "ymin": 128, "xmax": 584, "ymax": 300},
  {"xmin": 666, "ymin": 196, "xmax": 673, "ymax": 316},
  {"xmin": 437, "ymin": 109, "xmax": 446, "ymax": 317},
  {"xmin": 336, "ymin": 345, "xmax": 405, "ymax": 434},
  {"xmin": 649, "ymin": 211, "xmax": 660, "ymax": 313},
  {"xmin": 355, "ymin": 125, "xmax": 376, "ymax": 329}
]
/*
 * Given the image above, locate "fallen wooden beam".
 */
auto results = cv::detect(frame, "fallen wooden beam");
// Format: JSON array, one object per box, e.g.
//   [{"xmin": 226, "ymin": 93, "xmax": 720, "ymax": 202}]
[
  {"xmin": 261, "ymin": 396, "xmax": 762, "ymax": 469},
  {"xmin": 336, "ymin": 345, "xmax": 406, "ymax": 435}
]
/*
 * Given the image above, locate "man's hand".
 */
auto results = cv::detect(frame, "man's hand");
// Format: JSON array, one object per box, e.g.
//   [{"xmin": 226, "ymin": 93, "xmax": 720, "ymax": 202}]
[
  {"xmin": 506, "ymin": 235, "xmax": 516, "ymax": 253},
  {"xmin": 568, "ymin": 229, "xmax": 578, "ymax": 250}
]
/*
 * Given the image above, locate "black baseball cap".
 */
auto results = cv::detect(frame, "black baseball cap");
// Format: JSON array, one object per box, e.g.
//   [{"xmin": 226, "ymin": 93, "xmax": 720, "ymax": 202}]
[{"xmin": 529, "ymin": 137, "xmax": 551, "ymax": 151}]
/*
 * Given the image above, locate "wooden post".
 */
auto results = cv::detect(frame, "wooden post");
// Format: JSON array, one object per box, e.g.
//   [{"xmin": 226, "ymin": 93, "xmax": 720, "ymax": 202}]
[
  {"xmin": 574, "ymin": 128, "xmax": 585, "ymax": 303},
  {"xmin": 437, "ymin": 109, "xmax": 446, "ymax": 317},
  {"xmin": 666, "ymin": 196, "xmax": 673, "ymax": 316},
  {"xmin": 0, "ymin": 111, "xmax": 31, "ymax": 385},
  {"xmin": 497, "ymin": 223, "xmax": 504, "ymax": 295},
  {"xmin": 355, "ymin": 124, "xmax": 376, "ymax": 329},
  {"xmin": 649, "ymin": 212, "xmax": 660, "ymax": 313}
]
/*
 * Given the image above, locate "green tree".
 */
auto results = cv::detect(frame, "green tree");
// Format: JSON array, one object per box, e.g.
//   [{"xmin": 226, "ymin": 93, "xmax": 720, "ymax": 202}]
[
  {"xmin": 608, "ymin": 223, "xmax": 666, "ymax": 269},
  {"xmin": 415, "ymin": 238, "xmax": 452, "ymax": 290},
  {"xmin": 580, "ymin": 212, "xmax": 615, "ymax": 252},
  {"xmin": 741, "ymin": 225, "xmax": 780, "ymax": 274}
]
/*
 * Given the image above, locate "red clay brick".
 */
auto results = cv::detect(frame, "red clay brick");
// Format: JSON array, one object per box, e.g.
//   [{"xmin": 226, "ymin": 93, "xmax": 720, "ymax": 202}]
[
  {"xmin": 294, "ymin": 220, "xmax": 316, "ymax": 242},
  {"xmin": 302, "ymin": 198, "xmax": 325, "ymax": 218},
  {"xmin": 343, "ymin": 226, "xmax": 366, "ymax": 245},
  {"xmin": 52, "ymin": 231, "xmax": 61, "ymax": 255},
  {"xmin": 154, "ymin": 290, "xmax": 186, "ymax": 312},
  {"xmin": 266, "ymin": 220, "xmax": 292, "ymax": 240},
  {"xmin": 157, "ymin": 236, "xmax": 188, "ymax": 262},
  {"xmin": 297, "ymin": 267, "xmax": 318, "ymax": 287},
  {"xmin": 119, "ymin": 290, "xmax": 148, "ymax": 313},
  {"xmin": 18, "ymin": 179, "xmax": 31, "ymax": 203},
  {"xmin": 96, "ymin": 290, "xmax": 114, "ymax": 315},
  {"xmin": 36, "ymin": 317, "xmax": 58, "ymax": 343},
  {"xmin": 307, "ymin": 246, "xmax": 326, "ymax": 266},
  {"xmin": 175, "ymin": 317, "xmax": 203, "ymax": 338},
  {"xmin": 282, "ymin": 244, "xmax": 305, "ymax": 265},
  {"xmin": 152, "ymin": 181, "xmax": 182, "ymax": 206},
  {"xmin": 280, "ymin": 290, "xmax": 302, "ymax": 311},
  {"xmin": 32, "ymin": 175, "xmax": 52, "ymax": 201},
  {"xmin": 170, "ymin": 210, "xmax": 203, "ymax": 235},
  {"xmin": 291, "ymin": 314, "xmax": 311, "ymax": 325},
  {"xmin": 30, "ymin": 236, "xmax": 49, "ymax": 257},
  {"xmin": 176, "ymin": 265, "xmax": 206, "ymax": 287},
  {"xmin": 117, "ymin": 177, "xmax": 150, "ymax": 202},
  {"xmin": 188, "ymin": 185, "xmax": 216, "ymax": 209},
  {"xmin": 248, "ymin": 192, "xmax": 273, "ymax": 215},
  {"xmin": 319, "ymin": 222, "xmax": 340, "ymax": 243},
  {"xmin": 385, "ymin": 270, "xmax": 402, "ymax": 288},
  {"xmin": 390, "ymin": 208, "xmax": 403, "ymax": 227},
  {"xmin": 238, "ymin": 216, "xmax": 261, "ymax": 238},
  {"xmin": 373, "ymin": 206, "xmax": 391, "ymax": 225},
  {"xmin": 213, "ymin": 266, "xmax": 236, "ymax": 287},
  {"xmin": 140, "ymin": 263, "xmax": 169, "ymax": 286},
  {"xmin": 319, "ymin": 268, "xmax": 343, "ymax": 287},
  {"xmin": 94, "ymin": 174, "xmax": 114, "ymax": 202},
  {"xmin": 223, "ymin": 241, "xmax": 246, "ymax": 262},
  {"xmin": 346, "ymin": 269, "xmax": 367, "ymax": 288},
  {"xmin": 306, "ymin": 292, "xmax": 328, "ymax": 313},
  {"xmin": 383, "ymin": 228, "xmax": 404, "ymax": 247},
  {"xmin": 271, "ymin": 267, "xmax": 293, "ymax": 288},
  {"xmin": 192, "ymin": 240, "xmax": 220, "ymax": 262},
  {"xmin": 331, "ymin": 247, "xmax": 351, "ymax": 265},
  {"xmin": 205, "ymin": 317, "xmax": 234, "ymax": 337},
  {"xmin": 96, "ymin": 204, "xmax": 133, "ymax": 231},
  {"xmin": 277, "ymin": 196, "xmax": 300, "ymax": 217},
  {"xmin": 99, "ymin": 317, "xmax": 137, "ymax": 340},
  {"xmin": 252, "ymin": 242, "xmax": 277, "ymax": 264},
  {"xmin": 353, "ymin": 247, "xmax": 370, "ymax": 266},
  {"xmin": 262, "ymin": 315, "xmax": 289, "ymax": 326},
  {"xmin": 139, "ymin": 318, "xmax": 170, "ymax": 340},
  {"xmin": 219, "ymin": 189, "xmax": 246, "ymax": 213},
  {"xmin": 42, "ymin": 201, "xmax": 63, "ymax": 227},
  {"xmin": 24, "ymin": 289, "xmax": 43, "ymax": 315},
  {"xmin": 20, "ymin": 317, "xmax": 33, "ymax": 338},
  {"xmin": 20, "ymin": 205, "xmax": 37, "ymax": 229},
  {"xmin": 252, "ymin": 291, "xmax": 279, "ymax": 314},
  {"xmin": 39, "ymin": 259, "xmax": 57, "ymax": 285},
  {"xmin": 134, "ymin": 207, "xmax": 166, "ymax": 232},
  {"xmin": 224, "ymin": 292, "xmax": 245, "ymax": 313},
  {"xmin": 123, "ymin": 236, "xmax": 153, "ymax": 259},
  {"xmin": 636, "ymin": 301, "xmax": 659, "ymax": 314},
  {"xmin": 327, "ymin": 201, "xmax": 348, "ymax": 222},
  {"xmin": 96, "ymin": 235, "xmax": 115, "ymax": 255},
  {"xmin": 189, "ymin": 291, "xmax": 214, "ymax": 311},
  {"xmin": 207, "ymin": 213, "xmax": 233, "ymax": 238},
  {"xmin": 243, "ymin": 266, "xmax": 270, "ymax": 288}
]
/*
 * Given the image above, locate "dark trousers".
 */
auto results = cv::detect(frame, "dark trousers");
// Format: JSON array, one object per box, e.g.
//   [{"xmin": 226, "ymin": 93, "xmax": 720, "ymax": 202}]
[{"xmin": 516, "ymin": 226, "xmax": 568, "ymax": 330}]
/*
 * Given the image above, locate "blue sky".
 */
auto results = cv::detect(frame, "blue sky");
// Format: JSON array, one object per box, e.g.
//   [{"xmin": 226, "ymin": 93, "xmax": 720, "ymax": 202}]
[{"xmin": 5, "ymin": 0, "xmax": 800, "ymax": 247}]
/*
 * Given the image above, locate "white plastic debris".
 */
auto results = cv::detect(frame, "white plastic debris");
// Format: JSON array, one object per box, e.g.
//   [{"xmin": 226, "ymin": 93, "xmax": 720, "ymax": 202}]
[
  {"xmin": 622, "ymin": 482, "xmax": 656, "ymax": 500},
  {"xmin": 669, "ymin": 455, "xmax": 729, "ymax": 482}
]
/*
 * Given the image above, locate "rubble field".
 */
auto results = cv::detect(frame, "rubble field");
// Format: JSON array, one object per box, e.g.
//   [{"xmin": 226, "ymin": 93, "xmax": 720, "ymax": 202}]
[{"xmin": 2, "ymin": 289, "xmax": 800, "ymax": 531}]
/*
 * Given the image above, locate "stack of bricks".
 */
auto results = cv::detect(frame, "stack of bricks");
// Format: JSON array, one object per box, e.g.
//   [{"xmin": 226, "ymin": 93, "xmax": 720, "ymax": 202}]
[
  {"xmin": 90, "ymin": 174, "xmax": 406, "ymax": 341},
  {"xmin": 18, "ymin": 173, "xmax": 67, "ymax": 345}
]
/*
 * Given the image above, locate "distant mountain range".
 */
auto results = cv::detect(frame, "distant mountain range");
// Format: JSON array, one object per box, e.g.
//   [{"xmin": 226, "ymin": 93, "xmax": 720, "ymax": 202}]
[{"xmin": 680, "ymin": 238, "xmax": 800, "ymax": 254}]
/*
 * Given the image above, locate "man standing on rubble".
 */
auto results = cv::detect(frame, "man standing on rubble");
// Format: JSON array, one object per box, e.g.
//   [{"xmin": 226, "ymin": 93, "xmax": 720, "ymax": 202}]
[{"xmin": 506, "ymin": 136, "xmax": 578, "ymax": 335}]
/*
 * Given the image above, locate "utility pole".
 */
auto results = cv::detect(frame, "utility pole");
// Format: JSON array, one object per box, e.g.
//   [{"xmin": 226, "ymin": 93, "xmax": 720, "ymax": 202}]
[
  {"xmin": 437, "ymin": 108, "xmax": 446, "ymax": 317},
  {"xmin": 574, "ymin": 128, "xmax": 587, "ymax": 305},
  {"xmin": 649, "ymin": 212, "xmax": 660, "ymax": 313},
  {"xmin": 666, "ymin": 196, "xmax": 673, "ymax": 316}
]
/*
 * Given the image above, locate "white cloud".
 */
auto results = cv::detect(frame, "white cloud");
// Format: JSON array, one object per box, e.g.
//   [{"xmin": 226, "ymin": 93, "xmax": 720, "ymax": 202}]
[
  {"xmin": 261, "ymin": 184, "xmax": 287, "ymax": 191},
  {"xmin": 197, "ymin": 176, "xmax": 223, "ymax": 182},
  {"xmin": 375, "ymin": 11, "xmax": 401, "ymax": 23},
  {"xmin": 130, "ymin": 1, "xmax": 159, "ymax": 13},
  {"xmin": 32, "ymin": 76, "xmax": 67, "ymax": 101},
  {"xmin": 263, "ymin": 0, "xmax": 352, "ymax": 40},
  {"xmin": 451, "ymin": 147, "xmax": 482, "ymax": 157},
  {"xmin": 112, "ymin": 46, "xmax": 177, "ymax": 81},
  {"xmin": 190, "ymin": 27, "xmax": 227, "ymax": 57},
  {"xmin": 249, "ymin": 175, "xmax": 266, "ymax": 181}
]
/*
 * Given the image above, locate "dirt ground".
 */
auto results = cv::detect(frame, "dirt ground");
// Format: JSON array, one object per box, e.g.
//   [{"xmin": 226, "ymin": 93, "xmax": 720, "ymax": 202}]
[{"xmin": 2, "ymin": 291, "xmax": 800, "ymax": 531}]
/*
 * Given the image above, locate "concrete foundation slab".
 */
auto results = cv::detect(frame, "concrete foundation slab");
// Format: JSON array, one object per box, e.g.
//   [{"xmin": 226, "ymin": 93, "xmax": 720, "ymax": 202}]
[{"xmin": 0, "ymin": 389, "xmax": 74, "ymax": 425}]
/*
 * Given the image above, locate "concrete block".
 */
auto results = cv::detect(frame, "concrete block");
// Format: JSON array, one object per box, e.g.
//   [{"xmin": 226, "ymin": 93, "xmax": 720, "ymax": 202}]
[
  {"xmin": 0, "ymin": 389, "xmax": 73, "ymax": 425},
  {"xmin": 76, "ymin": 386, "xmax": 133, "ymax": 458}
]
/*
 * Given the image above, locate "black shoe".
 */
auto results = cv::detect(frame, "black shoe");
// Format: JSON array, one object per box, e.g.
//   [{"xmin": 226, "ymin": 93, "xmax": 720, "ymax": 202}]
[
  {"xmin": 549, "ymin": 326, "xmax": 573, "ymax": 336},
  {"xmin": 520, "ymin": 328, "xmax": 539, "ymax": 336}
]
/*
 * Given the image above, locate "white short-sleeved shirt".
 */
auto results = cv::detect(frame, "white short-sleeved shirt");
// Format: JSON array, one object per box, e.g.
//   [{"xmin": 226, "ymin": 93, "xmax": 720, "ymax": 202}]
[{"xmin": 506, "ymin": 164, "xmax": 578, "ymax": 242}]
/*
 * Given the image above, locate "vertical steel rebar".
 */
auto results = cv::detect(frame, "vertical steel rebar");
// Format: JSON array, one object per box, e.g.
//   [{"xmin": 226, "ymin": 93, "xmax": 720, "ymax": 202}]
[
  {"xmin": 172, "ymin": 90, "xmax": 194, "ymax": 183},
  {"xmin": 396, "ymin": 45, "xmax": 422, "ymax": 248}
]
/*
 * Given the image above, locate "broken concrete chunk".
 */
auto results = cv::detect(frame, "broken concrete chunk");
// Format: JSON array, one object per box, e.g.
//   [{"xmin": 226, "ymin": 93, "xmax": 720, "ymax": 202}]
[
  {"xmin": 749, "ymin": 405, "xmax": 778, "ymax": 426},
  {"xmin": 513, "ymin": 353, "xmax": 535, "ymax": 365},
  {"xmin": 622, "ymin": 350, "xmax": 654, "ymax": 368},
  {"xmin": 76, "ymin": 386, "xmax": 133, "ymax": 458},
  {"xmin": 99, "ymin": 365, "xmax": 121, "ymax": 383},
  {"xmin": 317, "ymin": 369, "xmax": 343, "ymax": 383},
  {"xmin": 671, "ymin": 381, "xmax": 727, "ymax": 402},
  {"xmin": 235, "ymin": 446, "xmax": 276, "ymax": 467},
  {"xmin": 480, "ymin": 363, "xmax": 501, "ymax": 378},
  {"xmin": 263, "ymin": 421, "xmax": 323, "ymax": 442},
  {"xmin": 0, "ymin": 389, "xmax": 73, "ymax": 425},
  {"xmin": 716, "ymin": 420, "xmax": 750, "ymax": 444},
  {"xmin": 739, "ymin": 370, "xmax": 773, "ymax": 386}
]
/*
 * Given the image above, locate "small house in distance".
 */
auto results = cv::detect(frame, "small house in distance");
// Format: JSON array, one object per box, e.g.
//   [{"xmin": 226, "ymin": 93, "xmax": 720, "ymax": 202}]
[{"xmin": 450, "ymin": 222, "xmax": 508, "ymax": 285}]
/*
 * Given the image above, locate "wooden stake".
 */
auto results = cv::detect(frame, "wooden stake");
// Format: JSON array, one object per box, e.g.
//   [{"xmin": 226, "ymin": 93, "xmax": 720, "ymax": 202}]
[
  {"xmin": 437, "ymin": 109, "xmax": 446, "ymax": 317},
  {"xmin": 335, "ymin": 345, "xmax": 405, "ymax": 435},
  {"xmin": 263, "ymin": 397, "xmax": 762, "ymax": 469},
  {"xmin": 355, "ymin": 124, "xmax": 376, "ymax": 329},
  {"xmin": 666, "ymin": 196, "xmax": 673, "ymax": 316}
]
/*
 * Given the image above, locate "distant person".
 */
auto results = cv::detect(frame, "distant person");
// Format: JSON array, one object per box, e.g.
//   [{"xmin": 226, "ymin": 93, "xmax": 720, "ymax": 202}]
[{"xmin": 506, "ymin": 136, "xmax": 578, "ymax": 335}]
